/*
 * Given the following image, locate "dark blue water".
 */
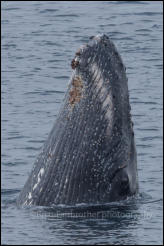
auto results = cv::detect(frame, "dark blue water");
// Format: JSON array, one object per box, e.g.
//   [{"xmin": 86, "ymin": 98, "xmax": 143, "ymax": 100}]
[{"xmin": 2, "ymin": 1, "xmax": 163, "ymax": 245}]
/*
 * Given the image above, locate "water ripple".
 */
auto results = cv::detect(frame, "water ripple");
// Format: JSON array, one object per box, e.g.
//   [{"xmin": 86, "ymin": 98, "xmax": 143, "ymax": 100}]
[{"xmin": 2, "ymin": 1, "xmax": 163, "ymax": 245}]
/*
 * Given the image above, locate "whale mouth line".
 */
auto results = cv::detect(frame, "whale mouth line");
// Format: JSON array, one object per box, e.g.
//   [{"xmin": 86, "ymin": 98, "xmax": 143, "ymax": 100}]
[{"xmin": 109, "ymin": 164, "xmax": 128, "ymax": 183}]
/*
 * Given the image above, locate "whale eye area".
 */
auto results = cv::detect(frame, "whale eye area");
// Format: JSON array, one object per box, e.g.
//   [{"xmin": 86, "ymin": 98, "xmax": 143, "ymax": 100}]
[{"xmin": 119, "ymin": 177, "xmax": 130, "ymax": 196}]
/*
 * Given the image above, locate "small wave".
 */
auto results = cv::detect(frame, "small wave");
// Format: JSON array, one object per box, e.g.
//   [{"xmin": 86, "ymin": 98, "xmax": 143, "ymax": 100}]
[
  {"xmin": 24, "ymin": 146, "xmax": 41, "ymax": 151},
  {"xmin": 39, "ymin": 9, "xmax": 58, "ymax": 14},
  {"xmin": 2, "ymin": 7, "xmax": 20, "ymax": 11},
  {"xmin": 2, "ymin": 44, "xmax": 17, "ymax": 48},
  {"xmin": 140, "ymin": 136, "xmax": 162, "ymax": 141},
  {"xmin": 2, "ymin": 161, "xmax": 26, "ymax": 166},
  {"xmin": 136, "ymin": 128, "xmax": 159, "ymax": 132},
  {"xmin": 2, "ymin": 189, "xmax": 20, "ymax": 195},
  {"xmin": 24, "ymin": 90, "xmax": 65, "ymax": 96},
  {"xmin": 7, "ymin": 135, "xmax": 28, "ymax": 140},
  {"xmin": 136, "ymin": 144, "xmax": 152, "ymax": 148},
  {"xmin": 141, "ymin": 198, "xmax": 163, "ymax": 204},
  {"xmin": 113, "ymin": 1, "xmax": 149, "ymax": 5},
  {"xmin": 131, "ymin": 101, "xmax": 158, "ymax": 105},
  {"xmin": 134, "ymin": 11, "xmax": 162, "ymax": 16},
  {"xmin": 136, "ymin": 28, "xmax": 151, "ymax": 32},
  {"xmin": 40, "ymin": 24, "xmax": 52, "ymax": 27},
  {"xmin": 55, "ymin": 14, "xmax": 79, "ymax": 18},
  {"xmin": 28, "ymin": 139, "xmax": 45, "ymax": 144}
]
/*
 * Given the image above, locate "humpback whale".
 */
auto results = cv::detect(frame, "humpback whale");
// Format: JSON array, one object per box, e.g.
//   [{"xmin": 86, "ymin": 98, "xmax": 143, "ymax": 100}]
[{"xmin": 17, "ymin": 34, "xmax": 138, "ymax": 206}]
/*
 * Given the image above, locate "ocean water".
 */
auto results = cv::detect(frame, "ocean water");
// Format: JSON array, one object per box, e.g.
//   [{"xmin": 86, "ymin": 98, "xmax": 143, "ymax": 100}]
[{"xmin": 1, "ymin": 1, "xmax": 163, "ymax": 245}]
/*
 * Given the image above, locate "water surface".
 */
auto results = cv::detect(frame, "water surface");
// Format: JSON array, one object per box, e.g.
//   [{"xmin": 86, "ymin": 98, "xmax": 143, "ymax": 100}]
[{"xmin": 1, "ymin": 1, "xmax": 163, "ymax": 245}]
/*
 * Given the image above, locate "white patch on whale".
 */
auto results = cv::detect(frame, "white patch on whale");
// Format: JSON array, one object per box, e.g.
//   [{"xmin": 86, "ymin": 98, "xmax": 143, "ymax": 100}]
[
  {"xmin": 90, "ymin": 63, "xmax": 113, "ymax": 122},
  {"xmin": 28, "ymin": 192, "xmax": 32, "ymax": 199},
  {"xmin": 33, "ymin": 168, "xmax": 45, "ymax": 191}
]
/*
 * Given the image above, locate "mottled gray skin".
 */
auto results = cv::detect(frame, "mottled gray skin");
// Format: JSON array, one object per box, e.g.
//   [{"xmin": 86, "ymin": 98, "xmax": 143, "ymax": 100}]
[{"xmin": 17, "ymin": 34, "xmax": 138, "ymax": 206}]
